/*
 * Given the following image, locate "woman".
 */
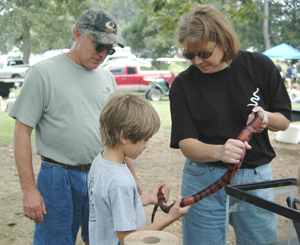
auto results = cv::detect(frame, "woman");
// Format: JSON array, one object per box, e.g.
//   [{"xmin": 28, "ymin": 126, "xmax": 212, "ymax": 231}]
[{"xmin": 169, "ymin": 5, "xmax": 291, "ymax": 245}]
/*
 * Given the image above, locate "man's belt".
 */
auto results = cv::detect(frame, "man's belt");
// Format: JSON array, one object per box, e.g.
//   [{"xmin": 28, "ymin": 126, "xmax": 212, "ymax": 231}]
[{"xmin": 41, "ymin": 156, "xmax": 91, "ymax": 170}]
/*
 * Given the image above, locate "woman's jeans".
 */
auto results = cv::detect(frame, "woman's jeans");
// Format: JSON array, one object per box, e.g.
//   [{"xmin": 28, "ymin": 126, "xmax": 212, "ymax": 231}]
[{"xmin": 181, "ymin": 158, "xmax": 279, "ymax": 245}]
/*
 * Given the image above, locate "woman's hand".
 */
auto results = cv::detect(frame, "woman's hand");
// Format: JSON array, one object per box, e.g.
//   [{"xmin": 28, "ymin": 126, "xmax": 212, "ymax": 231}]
[
  {"xmin": 247, "ymin": 106, "xmax": 268, "ymax": 133},
  {"xmin": 218, "ymin": 139, "xmax": 250, "ymax": 164}
]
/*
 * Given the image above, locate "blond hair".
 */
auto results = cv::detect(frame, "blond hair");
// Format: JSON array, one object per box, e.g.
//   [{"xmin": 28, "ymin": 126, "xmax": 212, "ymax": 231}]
[
  {"xmin": 99, "ymin": 90, "xmax": 160, "ymax": 148},
  {"xmin": 292, "ymin": 83, "xmax": 299, "ymax": 90},
  {"xmin": 175, "ymin": 4, "xmax": 240, "ymax": 63}
]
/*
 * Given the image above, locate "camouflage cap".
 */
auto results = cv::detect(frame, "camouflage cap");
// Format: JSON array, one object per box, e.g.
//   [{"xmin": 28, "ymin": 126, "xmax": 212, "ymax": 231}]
[{"xmin": 74, "ymin": 9, "xmax": 124, "ymax": 48}]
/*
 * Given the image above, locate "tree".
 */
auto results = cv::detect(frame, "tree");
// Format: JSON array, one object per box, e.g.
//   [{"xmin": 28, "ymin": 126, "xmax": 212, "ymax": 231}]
[
  {"xmin": 0, "ymin": 0, "xmax": 112, "ymax": 63},
  {"xmin": 122, "ymin": 0, "xmax": 265, "ymax": 58},
  {"xmin": 263, "ymin": 0, "xmax": 271, "ymax": 50},
  {"xmin": 275, "ymin": 0, "xmax": 300, "ymax": 49}
]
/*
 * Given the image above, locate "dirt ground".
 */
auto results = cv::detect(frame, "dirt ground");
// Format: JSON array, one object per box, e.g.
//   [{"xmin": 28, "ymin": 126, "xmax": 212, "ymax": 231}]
[{"xmin": 0, "ymin": 130, "xmax": 299, "ymax": 245}]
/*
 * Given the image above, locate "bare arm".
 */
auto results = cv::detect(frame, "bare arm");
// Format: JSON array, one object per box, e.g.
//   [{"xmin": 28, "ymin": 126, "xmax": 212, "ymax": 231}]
[
  {"xmin": 178, "ymin": 138, "xmax": 248, "ymax": 164},
  {"xmin": 125, "ymin": 156, "xmax": 143, "ymax": 195},
  {"xmin": 248, "ymin": 106, "xmax": 290, "ymax": 132},
  {"xmin": 116, "ymin": 196, "xmax": 191, "ymax": 245},
  {"xmin": 179, "ymin": 107, "xmax": 290, "ymax": 164},
  {"xmin": 14, "ymin": 119, "xmax": 46, "ymax": 223}
]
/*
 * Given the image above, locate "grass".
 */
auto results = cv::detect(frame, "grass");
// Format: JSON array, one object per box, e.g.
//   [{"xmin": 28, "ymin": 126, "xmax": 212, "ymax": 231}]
[
  {"xmin": 1, "ymin": 87, "xmax": 299, "ymax": 148},
  {"xmin": 0, "ymin": 87, "xmax": 19, "ymax": 147},
  {"xmin": 0, "ymin": 112, "xmax": 16, "ymax": 147},
  {"xmin": 148, "ymin": 96, "xmax": 172, "ymax": 133},
  {"xmin": 0, "ymin": 89, "xmax": 172, "ymax": 148},
  {"xmin": 0, "ymin": 87, "xmax": 32, "ymax": 148}
]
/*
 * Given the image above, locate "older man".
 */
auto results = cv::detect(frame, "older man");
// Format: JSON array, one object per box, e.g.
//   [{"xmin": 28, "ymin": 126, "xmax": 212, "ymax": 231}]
[{"xmin": 9, "ymin": 9, "xmax": 141, "ymax": 245}]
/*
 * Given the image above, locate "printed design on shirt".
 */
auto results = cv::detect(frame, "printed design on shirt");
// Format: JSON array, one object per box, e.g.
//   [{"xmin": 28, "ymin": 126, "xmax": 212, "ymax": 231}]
[
  {"xmin": 247, "ymin": 88, "xmax": 260, "ymax": 107},
  {"xmin": 102, "ymin": 86, "xmax": 112, "ymax": 95},
  {"xmin": 89, "ymin": 177, "xmax": 96, "ymax": 222}
]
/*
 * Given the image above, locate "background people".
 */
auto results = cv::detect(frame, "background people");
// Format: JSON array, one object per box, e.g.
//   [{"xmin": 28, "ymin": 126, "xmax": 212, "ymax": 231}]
[
  {"xmin": 9, "ymin": 9, "xmax": 141, "ymax": 245},
  {"xmin": 292, "ymin": 64, "xmax": 298, "ymax": 83},
  {"xmin": 0, "ymin": 96, "xmax": 5, "ymax": 111},
  {"xmin": 275, "ymin": 59, "xmax": 285, "ymax": 80},
  {"xmin": 275, "ymin": 59, "xmax": 282, "ymax": 73},
  {"xmin": 285, "ymin": 63, "xmax": 293, "ymax": 90},
  {"xmin": 5, "ymin": 92, "xmax": 16, "ymax": 113},
  {"xmin": 289, "ymin": 83, "xmax": 300, "ymax": 103},
  {"xmin": 170, "ymin": 4, "xmax": 291, "ymax": 245}
]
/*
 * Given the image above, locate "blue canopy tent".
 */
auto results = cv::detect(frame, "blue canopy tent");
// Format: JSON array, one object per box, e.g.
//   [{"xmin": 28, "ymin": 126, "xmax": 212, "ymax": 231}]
[{"xmin": 262, "ymin": 43, "xmax": 300, "ymax": 59}]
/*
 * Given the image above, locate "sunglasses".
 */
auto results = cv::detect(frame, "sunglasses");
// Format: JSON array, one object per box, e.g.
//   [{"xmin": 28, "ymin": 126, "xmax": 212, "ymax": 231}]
[
  {"xmin": 87, "ymin": 36, "xmax": 116, "ymax": 55},
  {"xmin": 183, "ymin": 43, "xmax": 218, "ymax": 60}
]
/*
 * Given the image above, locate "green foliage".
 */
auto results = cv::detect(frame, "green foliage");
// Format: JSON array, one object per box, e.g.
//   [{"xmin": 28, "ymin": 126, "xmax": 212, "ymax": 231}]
[
  {"xmin": 120, "ymin": 0, "xmax": 266, "ymax": 58},
  {"xmin": 167, "ymin": 61, "xmax": 190, "ymax": 73},
  {"xmin": 154, "ymin": 61, "xmax": 190, "ymax": 73},
  {"xmin": 122, "ymin": 12, "xmax": 149, "ymax": 54},
  {"xmin": 233, "ymin": 17, "xmax": 265, "ymax": 52},
  {"xmin": 1, "ymin": 0, "xmax": 300, "ymax": 63},
  {"xmin": 0, "ymin": 0, "xmax": 114, "ymax": 60}
]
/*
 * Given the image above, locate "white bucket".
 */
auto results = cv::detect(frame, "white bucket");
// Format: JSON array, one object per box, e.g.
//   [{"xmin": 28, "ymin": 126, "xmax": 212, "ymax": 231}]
[{"xmin": 276, "ymin": 124, "xmax": 300, "ymax": 144}]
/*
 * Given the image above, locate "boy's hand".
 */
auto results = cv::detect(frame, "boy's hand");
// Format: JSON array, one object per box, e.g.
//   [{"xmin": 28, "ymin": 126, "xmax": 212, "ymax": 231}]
[
  {"xmin": 141, "ymin": 183, "xmax": 169, "ymax": 205},
  {"xmin": 148, "ymin": 183, "xmax": 169, "ymax": 205},
  {"xmin": 168, "ymin": 196, "xmax": 191, "ymax": 220}
]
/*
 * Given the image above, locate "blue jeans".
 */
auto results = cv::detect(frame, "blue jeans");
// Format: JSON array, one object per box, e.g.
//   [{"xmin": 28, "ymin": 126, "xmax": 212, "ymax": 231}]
[
  {"xmin": 181, "ymin": 159, "xmax": 279, "ymax": 245},
  {"xmin": 33, "ymin": 162, "xmax": 89, "ymax": 245},
  {"xmin": 291, "ymin": 98, "xmax": 300, "ymax": 103}
]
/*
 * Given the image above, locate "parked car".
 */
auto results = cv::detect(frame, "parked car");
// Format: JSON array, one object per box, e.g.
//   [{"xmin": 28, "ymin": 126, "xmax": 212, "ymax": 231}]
[
  {"xmin": 104, "ymin": 62, "xmax": 177, "ymax": 98},
  {"xmin": 0, "ymin": 57, "xmax": 29, "ymax": 97}
]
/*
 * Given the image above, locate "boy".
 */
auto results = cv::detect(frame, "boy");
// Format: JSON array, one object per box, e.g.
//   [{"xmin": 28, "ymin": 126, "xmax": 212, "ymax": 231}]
[{"xmin": 88, "ymin": 91, "xmax": 190, "ymax": 245}]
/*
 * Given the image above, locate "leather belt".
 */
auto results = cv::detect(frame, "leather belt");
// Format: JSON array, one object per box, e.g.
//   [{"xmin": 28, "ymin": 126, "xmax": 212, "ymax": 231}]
[{"xmin": 41, "ymin": 156, "xmax": 91, "ymax": 170}]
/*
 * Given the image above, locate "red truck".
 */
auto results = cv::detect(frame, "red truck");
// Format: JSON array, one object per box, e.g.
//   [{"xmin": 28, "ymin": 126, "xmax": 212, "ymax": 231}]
[{"xmin": 104, "ymin": 62, "xmax": 177, "ymax": 101}]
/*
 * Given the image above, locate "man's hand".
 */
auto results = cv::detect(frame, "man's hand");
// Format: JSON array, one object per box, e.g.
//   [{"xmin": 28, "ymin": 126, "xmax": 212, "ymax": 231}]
[{"xmin": 23, "ymin": 188, "xmax": 47, "ymax": 223}]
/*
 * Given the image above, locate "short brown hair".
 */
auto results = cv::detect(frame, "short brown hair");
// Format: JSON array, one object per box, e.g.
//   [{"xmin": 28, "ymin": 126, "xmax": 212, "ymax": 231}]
[
  {"xmin": 175, "ymin": 4, "xmax": 240, "ymax": 63},
  {"xmin": 99, "ymin": 90, "xmax": 160, "ymax": 148}
]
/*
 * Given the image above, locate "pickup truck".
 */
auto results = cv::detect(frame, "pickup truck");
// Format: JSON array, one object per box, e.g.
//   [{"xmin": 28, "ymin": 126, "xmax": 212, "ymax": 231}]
[
  {"xmin": 104, "ymin": 63, "xmax": 177, "ymax": 101},
  {"xmin": 0, "ymin": 59, "xmax": 30, "ymax": 79},
  {"xmin": 0, "ymin": 58, "xmax": 29, "ymax": 97}
]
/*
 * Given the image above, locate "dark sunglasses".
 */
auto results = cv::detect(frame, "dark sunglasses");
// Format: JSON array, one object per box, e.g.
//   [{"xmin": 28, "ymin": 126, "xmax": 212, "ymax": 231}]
[
  {"xmin": 183, "ymin": 43, "xmax": 218, "ymax": 60},
  {"xmin": 87, "ymin": 36, "xmax": 116, "ymax": 55}
]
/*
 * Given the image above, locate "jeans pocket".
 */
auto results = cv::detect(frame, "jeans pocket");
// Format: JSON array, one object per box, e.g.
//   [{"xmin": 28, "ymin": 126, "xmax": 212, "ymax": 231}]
[
  {"xmin": 183, "ymin": 159, "xmax": 210, "ymax": 176},
  {"xmin": 255, "ymin": 163, "xmax": 272, "ymax": 181}
]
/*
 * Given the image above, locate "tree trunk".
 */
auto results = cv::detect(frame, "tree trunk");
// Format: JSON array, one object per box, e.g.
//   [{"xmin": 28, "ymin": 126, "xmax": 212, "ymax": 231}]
[
  {"xmin": 263, "ymin": 0, "xmax": 271, "ymax": 50},
  {"xmin": 22, "ymin": 0, "xmax": 31, "ymax": 64},
  {"xmin": 22, "ymin": 20, "xmax": 31, "ymax": 64}
]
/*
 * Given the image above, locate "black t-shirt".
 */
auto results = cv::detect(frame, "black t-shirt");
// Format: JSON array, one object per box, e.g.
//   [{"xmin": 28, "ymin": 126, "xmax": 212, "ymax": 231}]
[{"xmin": 170, "ymin": 51, "xmax": 291, "ymax": 168}]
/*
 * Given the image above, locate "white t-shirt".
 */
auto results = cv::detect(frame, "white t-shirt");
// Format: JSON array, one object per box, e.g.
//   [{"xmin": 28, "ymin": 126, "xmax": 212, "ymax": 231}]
[{"xmin": 88, "ymin": 152, "xmax": 146, "ymax": 245}]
